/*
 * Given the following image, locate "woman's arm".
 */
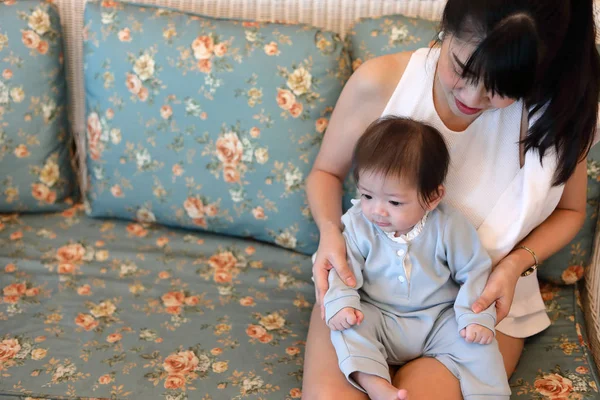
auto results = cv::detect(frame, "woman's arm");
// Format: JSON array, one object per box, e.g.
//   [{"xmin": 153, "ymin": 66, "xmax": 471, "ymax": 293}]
[
  {"xmin": 307, "ymin": 53, "xmax": 411, "ymax": 317},
  {"xmin": 472, "ymin": 157, "xmax": 588, "ymax": 320},
  {"xmin": 504, "ymin": 158, "xmax": 587, "ymax": 274}
]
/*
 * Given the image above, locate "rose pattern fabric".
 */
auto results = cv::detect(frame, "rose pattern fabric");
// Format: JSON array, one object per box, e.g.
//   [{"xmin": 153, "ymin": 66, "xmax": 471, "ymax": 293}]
[
  {"xmin": 0, "ymin": 0, "xmax": 76, "ymax": 212},
  {"xmin": 83, "ymin": 0, "xmax": 350, "ymax": 255}
]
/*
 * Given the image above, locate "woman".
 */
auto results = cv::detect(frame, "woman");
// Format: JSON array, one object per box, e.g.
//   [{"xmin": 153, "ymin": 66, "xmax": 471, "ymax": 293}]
[{"xmin": 302, "ymin": 0, "xmax": 600, "ymax": 398}]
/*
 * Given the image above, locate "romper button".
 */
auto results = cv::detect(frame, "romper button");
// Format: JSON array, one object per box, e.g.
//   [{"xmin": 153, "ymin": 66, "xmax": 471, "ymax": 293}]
[
  {"xmin": 397, "ymin": 249, "xmax": 405, "ymax": 257},
  {"xmin": 397, "ymin": 276, "xmax": 405, "ymax": 283}
]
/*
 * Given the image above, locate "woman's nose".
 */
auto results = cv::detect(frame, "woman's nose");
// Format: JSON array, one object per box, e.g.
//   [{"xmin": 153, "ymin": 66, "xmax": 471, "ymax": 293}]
[{"xmin": 460, "ymin": 82, "xmax": 488, "ymax": 108}]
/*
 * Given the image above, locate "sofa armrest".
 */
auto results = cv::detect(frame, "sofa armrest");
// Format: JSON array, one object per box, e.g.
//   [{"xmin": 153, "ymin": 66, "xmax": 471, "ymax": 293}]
[{"xmin": 583, "ymin": 214, "xmax": 600, "ymax": 369}]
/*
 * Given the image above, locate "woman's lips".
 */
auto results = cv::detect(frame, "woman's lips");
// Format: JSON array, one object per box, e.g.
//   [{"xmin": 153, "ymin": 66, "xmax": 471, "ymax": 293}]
[{"xmin": 455, "ymin": 97, "xmax": 482, "ymax": 115}]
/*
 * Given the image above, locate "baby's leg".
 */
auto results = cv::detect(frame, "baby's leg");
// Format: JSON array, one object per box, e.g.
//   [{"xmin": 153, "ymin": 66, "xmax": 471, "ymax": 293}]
[
  {"xmin": 330, "ymin": 302, "xmax": 408, "ymax": 397},
  {"xmin": 423, "ymin": 308, "xmax": 511, "ymax": 400}
]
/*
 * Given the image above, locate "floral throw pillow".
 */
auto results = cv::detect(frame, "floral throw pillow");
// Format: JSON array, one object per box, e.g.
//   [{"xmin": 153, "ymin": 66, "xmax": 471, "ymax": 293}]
[
  {"xmin": 346, "ymin": 14, "xmax": 438, "ymax": 72},
  {"xmin": 0, "ymin": 0, "xmax": 76, "ymax": 212},
  {"xmin": 83, "ymin": 0, "xmax": 350, "ymax": 255}
]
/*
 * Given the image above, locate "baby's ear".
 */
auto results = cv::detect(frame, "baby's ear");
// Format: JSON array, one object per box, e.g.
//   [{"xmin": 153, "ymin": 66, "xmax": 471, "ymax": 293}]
[{"xmin": 426, "ymin": 185, "xmax": 445, "ymax": 210}]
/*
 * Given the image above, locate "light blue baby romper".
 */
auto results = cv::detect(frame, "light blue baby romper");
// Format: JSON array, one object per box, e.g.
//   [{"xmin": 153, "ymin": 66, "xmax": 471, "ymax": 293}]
[{"xmin": 324, "ymin": 201, "xmax": 511, "ymax": 399}]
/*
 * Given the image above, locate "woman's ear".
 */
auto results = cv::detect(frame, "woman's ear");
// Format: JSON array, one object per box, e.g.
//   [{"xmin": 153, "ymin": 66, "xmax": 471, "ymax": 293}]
[{"xmin": 426, "ymin": 185, "xmax": 445, "ymax": 211}]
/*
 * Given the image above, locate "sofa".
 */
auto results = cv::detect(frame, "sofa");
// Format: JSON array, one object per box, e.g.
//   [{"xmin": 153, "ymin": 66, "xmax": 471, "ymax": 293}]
[{"xmin": 1, "ymin": 0, "xmax": 600, "ymax": 399}]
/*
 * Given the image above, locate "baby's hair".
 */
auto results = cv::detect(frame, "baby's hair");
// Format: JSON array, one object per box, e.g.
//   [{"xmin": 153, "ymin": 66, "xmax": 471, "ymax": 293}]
[{"xmin": 352, "ymin": 116, "xmax": 450, "ymax": 206}]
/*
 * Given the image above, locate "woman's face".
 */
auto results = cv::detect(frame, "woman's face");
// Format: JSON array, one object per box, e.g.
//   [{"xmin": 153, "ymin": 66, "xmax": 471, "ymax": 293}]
[{"xmin": 436, "ymin": 34, "xmax": 517, "ymax": 119}]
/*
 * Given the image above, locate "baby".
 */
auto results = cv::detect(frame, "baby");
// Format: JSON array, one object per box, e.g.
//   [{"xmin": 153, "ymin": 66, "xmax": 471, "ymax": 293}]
[{"xmin": 323, "ymin": 116, "xmax": 511, "ymax": 400}]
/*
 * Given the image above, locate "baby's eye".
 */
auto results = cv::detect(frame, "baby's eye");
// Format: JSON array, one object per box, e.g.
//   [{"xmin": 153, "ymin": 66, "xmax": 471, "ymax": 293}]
[
  {"xmin": 389, "ymin": 201, "xmax": 402, "ymax": 206},
  {"xmin": 361, "ymin": 194, "xmax": 372, "ymax": 200}
]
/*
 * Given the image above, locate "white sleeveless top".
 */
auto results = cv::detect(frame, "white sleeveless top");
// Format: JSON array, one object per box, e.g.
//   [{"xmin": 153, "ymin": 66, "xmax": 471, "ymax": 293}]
[{"xmin": 382, "ymin": 48, "xmax": 565, "ymax": 337}]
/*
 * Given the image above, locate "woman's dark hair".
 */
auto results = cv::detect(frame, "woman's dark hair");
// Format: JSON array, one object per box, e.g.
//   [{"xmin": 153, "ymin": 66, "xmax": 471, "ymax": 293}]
[
  {"xmin": 438, "ymin": 0, "xmax": 599, "ymax": 185},
  {"xmin": 352, "ymin": 116, "xmax": 450, "ymax": 206}
]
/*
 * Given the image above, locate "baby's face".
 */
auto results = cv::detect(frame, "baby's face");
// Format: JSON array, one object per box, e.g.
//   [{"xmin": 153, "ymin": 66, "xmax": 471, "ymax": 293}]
[{"xmin": 358, "ymin": 170, "xmax": 430, "ymax": 236}]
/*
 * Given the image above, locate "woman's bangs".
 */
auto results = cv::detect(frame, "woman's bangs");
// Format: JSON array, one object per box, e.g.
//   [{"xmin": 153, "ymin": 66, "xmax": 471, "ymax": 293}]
[{"xmin": 461, "ymin": 29, "xmax": 539, "ymax": 99}]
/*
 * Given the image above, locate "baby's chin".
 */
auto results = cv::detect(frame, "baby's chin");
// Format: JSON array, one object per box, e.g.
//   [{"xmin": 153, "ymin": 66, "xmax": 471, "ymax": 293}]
[{"xmin": 374, "ymin": 224, "xmax": 397, "ymax": 233}]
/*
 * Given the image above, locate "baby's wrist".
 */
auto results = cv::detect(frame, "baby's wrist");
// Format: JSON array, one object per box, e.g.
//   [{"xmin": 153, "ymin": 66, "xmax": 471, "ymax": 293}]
[{"xmin": 468, "ymin": 323, "xmax": 491, "ymax": 330}]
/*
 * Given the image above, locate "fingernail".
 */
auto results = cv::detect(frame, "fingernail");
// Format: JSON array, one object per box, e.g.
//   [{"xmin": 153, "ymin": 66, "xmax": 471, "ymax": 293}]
[{"xmin": 346, "ymin": 278, "xmax": 356, "ymax": 287}]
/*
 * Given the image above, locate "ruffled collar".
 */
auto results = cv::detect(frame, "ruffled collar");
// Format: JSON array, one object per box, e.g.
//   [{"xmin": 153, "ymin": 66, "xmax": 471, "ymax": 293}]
[{"xmin": 384, "ymin": 211, "xmax": 429, "ymax": 243}]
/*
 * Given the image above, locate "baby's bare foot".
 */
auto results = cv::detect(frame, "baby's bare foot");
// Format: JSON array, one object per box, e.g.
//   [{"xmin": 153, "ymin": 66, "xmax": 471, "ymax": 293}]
[
  {"xmin": 369, "ymin": 384, "xmax": 409, "ymax": 400},
  {"xmin": 364, "ymin": 378, "xmax": 408, "ymax": 399},
  {"xmin": 352, "ymin": 371, "xmax": 408, "ymax": 400}
]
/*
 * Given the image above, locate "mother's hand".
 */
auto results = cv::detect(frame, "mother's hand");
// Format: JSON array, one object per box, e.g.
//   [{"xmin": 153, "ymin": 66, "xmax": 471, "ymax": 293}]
[
  {"xmin": 471, "ymin": 258, "xmax": 521, "ymax": 323},
  {"xmin": 313, "ymin": 224, "xmax": 355, "ymax": 320}
]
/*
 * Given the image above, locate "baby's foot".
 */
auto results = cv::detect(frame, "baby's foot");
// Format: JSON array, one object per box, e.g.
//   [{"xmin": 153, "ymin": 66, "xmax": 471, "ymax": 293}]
[
  {"xmin": 353, "ymin": 372, "xmax": 408, "ymax": 400},
  {"xmin": 369, "ymin": 384, "xmax": 409, "ymax": 400}
]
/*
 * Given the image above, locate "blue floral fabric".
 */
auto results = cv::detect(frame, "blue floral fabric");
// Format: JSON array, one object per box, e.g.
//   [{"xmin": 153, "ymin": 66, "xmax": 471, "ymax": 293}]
[
  {"xmin": 0, "ymin": 206, "xmax": 598, "ymax": 399},
  {"xmin": 538, "ymin": 145, "xmax": 600, "ymax": 285},
  {"xmin": 83, "ymin": 0, "xmax": 350, "ymax": 255},
  {"xmin": 347, "ymin": 14, "xmax": 600, "ymax": 285},
  {"xmin": 347, "ymin": 14, "xmax": 438, "ymax": 72},
  {"xmin": 0, "ymin": 0, "xmax": 76, "ymax": 213},
  {"xmin": 510, "ymin": 282, "xmax": 600, "ymax": 399},
  {"xmin": 0, "ymin": 206, "xmax": 312, "ymax": 399}
]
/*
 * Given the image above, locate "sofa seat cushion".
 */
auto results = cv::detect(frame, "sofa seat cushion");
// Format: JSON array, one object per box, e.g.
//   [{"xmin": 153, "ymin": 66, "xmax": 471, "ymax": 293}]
[
  {"xmin": 0, "ymin": 209, "xmax": 599, "ymax": 398},
  {"xmin": 0, "ymin": 207, "xmax": 313, "ymax": 398},
  {"xmin": 510, "ymin": 282, "xmax": 600, "ymax": 398}
]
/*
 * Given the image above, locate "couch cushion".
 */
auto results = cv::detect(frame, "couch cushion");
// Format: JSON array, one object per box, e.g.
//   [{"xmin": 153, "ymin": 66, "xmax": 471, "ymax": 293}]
[
  {"xmin": 83, "ymin": 0, "xmax": 350, "ymax": 255},
  {"xmin": 347, "ymin": 14, "xmax": 600, "ymax": 285},
  {"xmin": 510, "ymin": 282, "xmax": 600, "ymax": 398},
  {"xmin": 0, "ymin": 206, "xmax": 313, "ymax": 398},
  {"xmin": 0, "ymin": 0, "xmax": 77, "ymax": 213},
  {"xmin": 1, "ymin": 209, "xmax": 599, "ymax": 398}
]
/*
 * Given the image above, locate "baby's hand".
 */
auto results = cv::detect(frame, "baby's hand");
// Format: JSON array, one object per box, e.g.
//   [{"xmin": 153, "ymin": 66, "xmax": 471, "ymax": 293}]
[
  {"xmin": 460, "ymin": 324, "xmax": 494, "ymax": 345},
  {"xmin": 328, "ymin": 307, "xmax": 364, "ymax": 331}
]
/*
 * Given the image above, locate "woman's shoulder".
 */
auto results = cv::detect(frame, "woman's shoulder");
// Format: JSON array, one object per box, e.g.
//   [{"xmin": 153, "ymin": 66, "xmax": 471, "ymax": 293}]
[
  {"xmin": 347, "ymin": 51, "xmax": 415, "ymax": 100},
  {"xmin": 359, "ymin": 51, "xmax": 414, "ymax": 74},
  {"xmin": 354, "ymin": 51, "xmax": 414, "ymax": 85}
]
